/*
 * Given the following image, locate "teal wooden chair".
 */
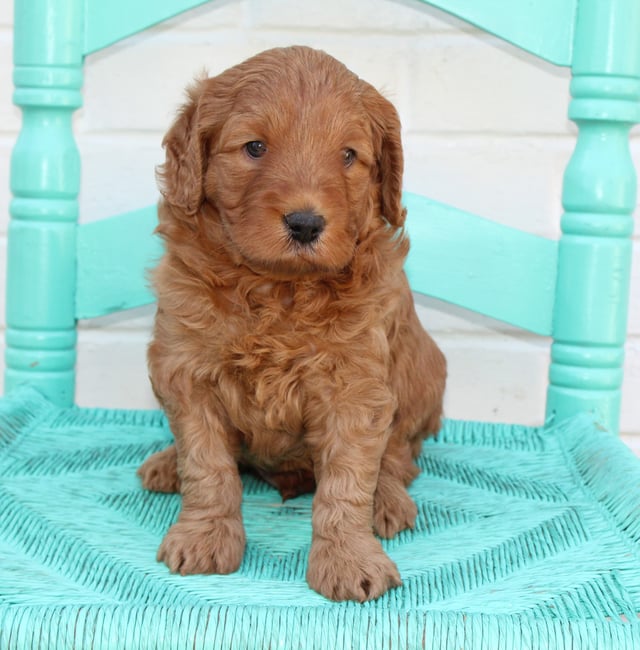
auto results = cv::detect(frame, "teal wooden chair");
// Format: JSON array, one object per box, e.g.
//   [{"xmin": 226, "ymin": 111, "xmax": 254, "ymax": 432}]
[{"xmin": 2, "ymin": 0, "xmax": 639, "ymax": 648}]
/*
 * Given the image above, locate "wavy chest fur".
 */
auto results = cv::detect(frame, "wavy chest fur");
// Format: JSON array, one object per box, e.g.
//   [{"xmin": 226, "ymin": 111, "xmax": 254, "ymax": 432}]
[
  {"xmin": 209, "ymin": 275, "xmax": 396, "ymax": 464},
  {"xmin": 155, "ymin": 224, "xmax": 409, "ymax": 471}
]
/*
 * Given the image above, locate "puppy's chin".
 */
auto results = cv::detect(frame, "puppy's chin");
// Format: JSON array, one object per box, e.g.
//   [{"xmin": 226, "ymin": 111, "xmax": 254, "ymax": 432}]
[
  {"xmin": 220, "ymin": 222, "xmax": 357, "ymax": 280},
  {"xmin": 235, "ymin": 240, "xmax": 355, "ymax": 280}
]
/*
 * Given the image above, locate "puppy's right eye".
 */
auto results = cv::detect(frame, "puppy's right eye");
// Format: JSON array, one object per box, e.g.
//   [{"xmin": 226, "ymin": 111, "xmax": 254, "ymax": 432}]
[{"xmin": 245, "ymin": 141, "xmax": 267, "ymax": 159}]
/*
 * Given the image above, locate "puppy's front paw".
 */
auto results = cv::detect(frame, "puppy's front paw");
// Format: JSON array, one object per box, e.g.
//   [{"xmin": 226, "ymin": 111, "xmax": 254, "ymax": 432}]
[
  {"xmin": 157, "ymin": 516, "xmax": 246, "ymax": 575},
  {"xmin": 307, "ymin": 535, "xmax": 401, "ymax": 602},
  {"xmin": 373, "ymin": 483, "xmax": 417, "ymax": 539}
]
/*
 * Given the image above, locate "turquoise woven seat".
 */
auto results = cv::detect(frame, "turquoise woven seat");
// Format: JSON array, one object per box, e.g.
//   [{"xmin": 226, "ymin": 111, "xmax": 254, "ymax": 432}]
[
  {"xmin": 3, "ymin": 388, "xmax": 640, "ymax": 648},
  {"xmin": 2, "ymin": 1, "xmax": 639, "ymax": 648}
]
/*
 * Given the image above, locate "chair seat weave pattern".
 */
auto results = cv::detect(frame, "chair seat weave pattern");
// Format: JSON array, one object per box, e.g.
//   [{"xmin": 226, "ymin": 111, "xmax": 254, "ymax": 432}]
[{"xmin": 1, "ymin": 387, "xmax": 640, "ymax": 649}]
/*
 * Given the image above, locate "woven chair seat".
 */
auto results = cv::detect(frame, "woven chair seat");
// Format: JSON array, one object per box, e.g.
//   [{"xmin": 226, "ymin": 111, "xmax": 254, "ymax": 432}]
[{"xmin": 2, "ymin": 387, "xmax": 640, "ymax": 649}]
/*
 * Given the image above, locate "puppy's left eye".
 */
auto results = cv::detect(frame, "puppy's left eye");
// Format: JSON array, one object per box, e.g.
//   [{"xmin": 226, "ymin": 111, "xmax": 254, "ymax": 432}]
[
  {"xmin": 343, "ymin": 148, "xmax": 357, "ymax": 168},
  {"xmin": 245, "ymin": 141, "xmax": 267, "ymax": 159}
]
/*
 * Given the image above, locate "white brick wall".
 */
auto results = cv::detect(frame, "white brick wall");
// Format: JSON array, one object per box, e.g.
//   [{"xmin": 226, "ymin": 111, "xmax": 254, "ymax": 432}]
[{"xmin": 1, "ymin": 1, "xmax": 639, "ymax": 445}]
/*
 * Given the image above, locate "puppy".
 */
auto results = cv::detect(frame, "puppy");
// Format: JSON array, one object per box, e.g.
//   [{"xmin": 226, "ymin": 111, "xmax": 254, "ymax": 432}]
[{"xmin": 138, "ymin": 46, "xmax": 446, "ymax": 602}]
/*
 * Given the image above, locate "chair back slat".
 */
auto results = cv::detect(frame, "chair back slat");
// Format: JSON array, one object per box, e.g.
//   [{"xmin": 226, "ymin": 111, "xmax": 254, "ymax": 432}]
[
  {"xmin": 84, "ymin": 0, "xmax": 210, "ymax": 55},
  {"xmin": 419, "ymin": 0, "xmax": 577, "ymax": 66},
  {"xmin": 76, "ymin": 207, "xmax": 161, "ymax": 320},
  {"xmin": 75, "ymin": 195, "xmax": 560, "ymax": 335},
  {"xmin": 404, "ymin": 194, "xmax": 558, "ymax": 336}
]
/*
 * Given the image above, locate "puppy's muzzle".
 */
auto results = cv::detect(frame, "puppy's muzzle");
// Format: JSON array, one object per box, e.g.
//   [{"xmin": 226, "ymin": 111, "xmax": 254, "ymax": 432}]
[{"xmin": 284, "ymin": 211, "xmax": 325, "ymax": 245}]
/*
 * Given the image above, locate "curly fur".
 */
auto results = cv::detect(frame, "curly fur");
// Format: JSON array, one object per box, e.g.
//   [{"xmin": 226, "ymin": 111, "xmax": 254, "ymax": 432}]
[{"xmin": 138, "ymin": 46, "xmax": 446, "ymax": 602}]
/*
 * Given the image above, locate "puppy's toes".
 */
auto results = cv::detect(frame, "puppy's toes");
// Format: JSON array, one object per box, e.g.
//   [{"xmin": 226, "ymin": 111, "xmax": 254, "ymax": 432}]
[
  {"xmin": 373, "ymin": 482, "xmax": 417, "ymax": 539},
  {"xmin": 138, "ymin": 445, "xmax": 180, "ymax": 493},
  {"xmin": 157, "ymin": 516, "xmax": 246, "ymax": 575},
  {"xmin": 307, "ymin": 535, "xmax": 401, "ymax": 602}
]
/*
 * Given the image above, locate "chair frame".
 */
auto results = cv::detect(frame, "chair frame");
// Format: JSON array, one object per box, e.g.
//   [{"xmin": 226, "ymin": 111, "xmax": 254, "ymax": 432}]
[{"xmin": 5, "ymin": 0, "xmax": 640, "ymax": 434}]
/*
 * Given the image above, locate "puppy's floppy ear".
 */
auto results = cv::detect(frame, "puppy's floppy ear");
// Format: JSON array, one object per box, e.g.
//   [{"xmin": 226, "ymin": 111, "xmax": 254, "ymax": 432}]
[
  {"xmin": 361, "ymin": 83, "xmax": 407, "ymax": 228},
  {"xmin": 158, "ymin": 78, "xmax": 214, "ymax": 215}
]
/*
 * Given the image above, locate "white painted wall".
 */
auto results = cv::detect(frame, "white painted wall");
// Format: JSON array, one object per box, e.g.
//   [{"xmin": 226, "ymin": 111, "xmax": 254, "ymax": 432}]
[{"xmin": 1, "ymin": 0, "xmax": 638, "ymax": 445}]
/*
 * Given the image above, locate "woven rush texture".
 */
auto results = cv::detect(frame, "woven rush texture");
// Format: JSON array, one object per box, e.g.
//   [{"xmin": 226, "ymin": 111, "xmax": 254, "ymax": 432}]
[{"xmin": 2, "ymin": 388, "xmax": 640, "ymax": 649}]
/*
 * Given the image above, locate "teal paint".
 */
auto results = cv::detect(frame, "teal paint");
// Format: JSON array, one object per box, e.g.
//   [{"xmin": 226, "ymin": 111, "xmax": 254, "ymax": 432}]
[
  {"xmin": 2, "ymin": 389, "xmax": 640, "ymax": 647},
  {"xmin": 76, "ymin": 206, "xmax": 163, "ymax": 319},
  {"xmin": 84, "ymin": 0, "xmax": 211, "ymax": 54},
  {"xmin": 546, "ymin": 0, "xmax": 640, "ymax": 433},
  {"xmin": 7, "ymin": 0, "xmax": 84, "ymax": 406},
  {"xmin": 404, "ymin": 193, "xmax": 557, "ymax": 336},
  {"xmin": 419, "ymin": 0, "xmax": 577, "ymax": 66}
]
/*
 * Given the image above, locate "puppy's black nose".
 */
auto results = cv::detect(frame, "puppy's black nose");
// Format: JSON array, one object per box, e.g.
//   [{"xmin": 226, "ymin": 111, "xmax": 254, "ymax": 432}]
[{"xmin": 284, "ymin": 211, "xmax": 325, "ymax": 244}]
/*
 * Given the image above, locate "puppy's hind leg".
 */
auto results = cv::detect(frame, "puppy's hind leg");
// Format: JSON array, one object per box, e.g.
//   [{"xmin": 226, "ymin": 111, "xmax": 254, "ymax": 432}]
[
  {"xmin": 138, "ymin": 444, "xmax": 181, "ymax": 493},
  {"xmin": 373, "ymin": 436, "xmax": 419, "ymax": 539},
  {"xmin": 377, "ymin": 302, "xmax": 446, "ymax": 539},
  {"xmin": 375, "ymin": 377, "xmax": 445, "ymax": 539}
]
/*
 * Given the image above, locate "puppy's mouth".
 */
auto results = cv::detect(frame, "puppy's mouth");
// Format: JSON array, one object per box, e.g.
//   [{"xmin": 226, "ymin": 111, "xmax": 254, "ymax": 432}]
[
  {"xmin": 281, "ymin": 212, "xmax": 357, "ymax": 276},
  {"xmin": 217, "ymin": 205, "xmax": 356, "ymax": 279},
  {"xmin": 244, "ymin": 210, "xmax": 341, "ymax": 277},
  {"xmin": 245, "ymin": 229, "xmax": 350, "ymax": 280}
]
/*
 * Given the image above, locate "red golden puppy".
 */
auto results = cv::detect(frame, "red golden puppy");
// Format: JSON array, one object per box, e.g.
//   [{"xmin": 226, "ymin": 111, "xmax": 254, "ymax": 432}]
[{"xmin": 138, "ymin": 46, "xmax": 446, "ymax": 602}]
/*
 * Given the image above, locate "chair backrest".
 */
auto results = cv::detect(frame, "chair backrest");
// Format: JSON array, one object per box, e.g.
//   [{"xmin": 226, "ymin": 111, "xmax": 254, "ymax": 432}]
[{"xmin": 6, "ymin": 0, "xmax": 639, "ymax": 433}]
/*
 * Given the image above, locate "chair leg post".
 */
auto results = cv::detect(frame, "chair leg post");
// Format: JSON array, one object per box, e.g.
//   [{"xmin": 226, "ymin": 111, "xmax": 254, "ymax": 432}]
[
  {"xmin": 546, "ymin": 0, "xmax": 640, "ymax": 433},
  {"xmin": 5, "ymin": 0, "xmax": 84, "ymax": 406}
]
